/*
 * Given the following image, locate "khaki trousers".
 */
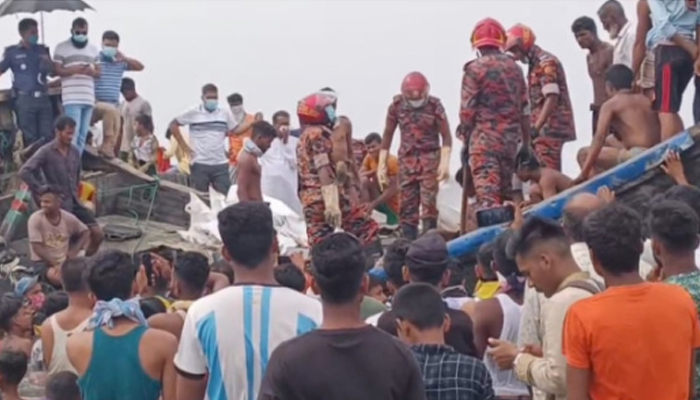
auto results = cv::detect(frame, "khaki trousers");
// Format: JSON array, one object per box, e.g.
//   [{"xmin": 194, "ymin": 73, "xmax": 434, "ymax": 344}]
[{"xmin": 92, "ymin": 101, "xmax": 121, "ymax": 157}]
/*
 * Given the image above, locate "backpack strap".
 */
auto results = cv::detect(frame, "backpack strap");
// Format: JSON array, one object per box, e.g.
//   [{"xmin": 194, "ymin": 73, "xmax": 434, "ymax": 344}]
[{"xmin": 562, "ymin": 279, "xmax": 604, "ymax": 295}]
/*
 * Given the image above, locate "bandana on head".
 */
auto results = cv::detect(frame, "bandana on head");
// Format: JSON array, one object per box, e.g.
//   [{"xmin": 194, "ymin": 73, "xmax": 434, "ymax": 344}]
[{"xmin": 87, "ymin": 298, "xmax": 148, "ymax": 330}]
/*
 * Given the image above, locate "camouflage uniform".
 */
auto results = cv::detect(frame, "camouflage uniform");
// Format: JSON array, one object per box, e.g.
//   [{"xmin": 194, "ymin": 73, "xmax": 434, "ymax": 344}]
[
  {"xmin": 386, "ymin": 96, "xmax": 447, "ymax": 233},
  {"xmin": 528, "ymin": 45, "xmax": 576, "ymax": 171},
  {"xmin": 461, "ymin": 53, "xmax": 529, "ymax": 211},
  {"xmin": 298, "ymin": 125, "xmax": 379, "ymax": 246},
  {"xmin": 351, "ymin": 139, "xmax": 367, "ymax": 168}
]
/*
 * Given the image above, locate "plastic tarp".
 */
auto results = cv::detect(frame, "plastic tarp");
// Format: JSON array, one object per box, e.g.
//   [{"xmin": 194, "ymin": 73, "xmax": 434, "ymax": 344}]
[
  {"xmin": 178, "ymin": 186, "xmax": 309, "ymax": 255},
  {"xmin": 178, "ymin": 180, "xmax": 464, "ymax": 253}
]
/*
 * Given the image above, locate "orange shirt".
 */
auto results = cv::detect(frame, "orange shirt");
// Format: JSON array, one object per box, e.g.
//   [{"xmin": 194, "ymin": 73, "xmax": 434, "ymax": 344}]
[
  {"xmin": 362, "ymin": 154, "xmax": 400, "ymax": 214},
  {"xmin": 229, "ymin": 114, "xmax": 255, "ymax": 165},
  {"xmin": 563, "ymin": 283, "xmax": 700, "ymax": 400}
]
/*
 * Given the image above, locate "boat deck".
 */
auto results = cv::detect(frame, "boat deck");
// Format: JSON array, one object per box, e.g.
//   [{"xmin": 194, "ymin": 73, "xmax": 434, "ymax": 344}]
[{"xmin": 10, "ymin": 214, "xmax": 210, "ymax": 261}]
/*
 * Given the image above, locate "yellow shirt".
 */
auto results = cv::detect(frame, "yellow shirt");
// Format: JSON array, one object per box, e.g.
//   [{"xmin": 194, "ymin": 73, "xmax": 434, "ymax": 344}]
[
  {"xmin": 474, "ymin": 280, "xmax": 501, "ymax": 300},
  {"xmin": 164, "ymin": 130, "xmax": 191, "ymax": 175},
  {"xmin": 361, "ymin": 153, "xmax": 400, "ymax": 214}
]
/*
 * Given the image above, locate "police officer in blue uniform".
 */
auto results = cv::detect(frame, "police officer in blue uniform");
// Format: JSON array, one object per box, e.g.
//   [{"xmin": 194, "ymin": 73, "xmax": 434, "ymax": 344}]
[{"xmin": 0, "ymin": 18, "xmax": 54, "ymax": 148}]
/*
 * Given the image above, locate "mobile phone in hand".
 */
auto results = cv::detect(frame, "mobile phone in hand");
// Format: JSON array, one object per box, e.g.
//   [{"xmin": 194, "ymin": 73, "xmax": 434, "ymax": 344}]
[{"xmin": 476, "ymin": 205, "xmax": 516, "ymax": 228}]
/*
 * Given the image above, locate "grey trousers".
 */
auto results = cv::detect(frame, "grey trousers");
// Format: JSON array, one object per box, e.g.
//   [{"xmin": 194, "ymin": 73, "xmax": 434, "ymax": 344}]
[
  {"xmin": 14, "ymin": 93, "xmax": 53, "ymax": 147},
  {"xmin": 190, "ymin": 163, "xmax": 230, "ymax": 195}
]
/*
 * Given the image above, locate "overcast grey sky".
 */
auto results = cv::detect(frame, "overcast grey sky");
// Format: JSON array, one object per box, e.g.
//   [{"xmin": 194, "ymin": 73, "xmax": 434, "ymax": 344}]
[{"xmin": 0, "ymin": 0, "xmax": 695, "ymax": 176}]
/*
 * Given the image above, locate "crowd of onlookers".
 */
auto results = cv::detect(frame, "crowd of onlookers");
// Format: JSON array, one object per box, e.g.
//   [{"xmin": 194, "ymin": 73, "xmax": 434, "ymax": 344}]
[
  {"xmin": 1, "ymin": 157, "xmax": 700, "ymax": 400},
  {"xmin": 3, "ymin": 0, "xmax": 700, "ymax": 399}
]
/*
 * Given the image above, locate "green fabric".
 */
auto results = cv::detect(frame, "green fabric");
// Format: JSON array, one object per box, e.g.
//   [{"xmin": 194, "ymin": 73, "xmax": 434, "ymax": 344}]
[
  {"xmin": 666, "ymin": 271, "xmax": 700, "ymax": 395},
  {"xmin": 375, "ymin": 203, "xmax": 399, "ymax": 225},
  {"xmin": 360, "ymin": 295, "xmax": 387, "ymax": 320},
  {"xmin": 78, "ymin": 326, "xmax": 161, "ymax": 400}
]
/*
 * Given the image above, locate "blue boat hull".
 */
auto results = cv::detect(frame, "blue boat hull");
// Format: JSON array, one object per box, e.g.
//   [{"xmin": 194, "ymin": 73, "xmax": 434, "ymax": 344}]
[{"xmin": 448, "ymin": 126, "xmax": 700, "ymax": 258}]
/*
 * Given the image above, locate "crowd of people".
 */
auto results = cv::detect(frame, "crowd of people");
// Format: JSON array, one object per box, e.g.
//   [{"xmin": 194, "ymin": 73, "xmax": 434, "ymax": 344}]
[{"xmin": 0, "ymin": 0, "xmax": 700, "ymax": 399}]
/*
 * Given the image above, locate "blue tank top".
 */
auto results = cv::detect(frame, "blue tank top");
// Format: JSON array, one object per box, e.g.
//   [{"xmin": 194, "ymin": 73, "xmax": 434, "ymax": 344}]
[{"xmin": 78, "ymin": 325, "xmax": 161, "ymax": 400}]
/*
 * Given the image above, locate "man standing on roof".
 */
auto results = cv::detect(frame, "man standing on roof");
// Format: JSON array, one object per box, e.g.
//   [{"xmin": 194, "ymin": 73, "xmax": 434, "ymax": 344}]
[
  {"xmin": 296, "ymin": 91, "xmax": 381, "ymax": 260},
  {"xmin": 571, "ymin": 17, "xmax": 614, "ymax": 133},
  {"xmin": 598, "ymin": 0, "xmax": 636, "ymax": 69},
  {"xmin": 506, "ymin": 24, "xmax": 576, "ymax": 172},
  {"xmin": 461, "ymin": 18, "xmax": 530, "ymax": 221},
  {"xmin": 380, "ymin": 72, "xmax": 452, "ymax": 239}
]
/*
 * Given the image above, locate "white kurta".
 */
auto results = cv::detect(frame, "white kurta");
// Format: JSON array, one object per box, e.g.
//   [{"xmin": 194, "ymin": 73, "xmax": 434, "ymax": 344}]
[{"xmin": 260, "ymin": 136, "xmax": 302, "ymax": 215}]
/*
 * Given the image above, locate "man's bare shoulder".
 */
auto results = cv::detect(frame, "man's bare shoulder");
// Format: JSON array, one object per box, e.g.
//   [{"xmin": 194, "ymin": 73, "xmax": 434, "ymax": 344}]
[
  {"xmin": 474, "ymin": 296, "xmax": 500, "ymax": 318},
  {"xmin": 147, "ymin": 313, "xmax": 184, "ymax": 338},
  {"xmin": 143, "ymin": 327, "xmax": 178, "ymax": 353},
  {"xmin": 238, "ymin": 151, "xmax": 257, "ymax": 168}
]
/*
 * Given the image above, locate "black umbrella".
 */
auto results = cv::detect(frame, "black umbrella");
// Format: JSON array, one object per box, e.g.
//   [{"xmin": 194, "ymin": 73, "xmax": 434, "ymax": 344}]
[{"xmin": 0, "ymin": 0, "xmax": 94, "ymax": 42}]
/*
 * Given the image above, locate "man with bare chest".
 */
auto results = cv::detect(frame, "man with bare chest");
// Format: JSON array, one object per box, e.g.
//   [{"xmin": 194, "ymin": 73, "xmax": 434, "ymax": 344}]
[
  {"xmin": 331, "ymin": 115, "xmax": 361, "ymax": 204},
  {"xmin": 572, "ymin": 16, "xmax": 614, "ymax": 132},
  {"xmin": 576, "ymin": 64, "xmax": 660, "ymax": 182},
  {"xmin": 516, "ymin": 150, "xmax": 573, "ymax": 203},
  {"xmin": 236, "ymin": 121, "xmax": 277, "ymax": 202}
]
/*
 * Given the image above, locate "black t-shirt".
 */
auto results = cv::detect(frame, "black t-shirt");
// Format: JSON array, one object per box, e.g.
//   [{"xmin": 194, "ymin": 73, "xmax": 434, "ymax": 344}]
[
  {"xmin": 259, "ymin": 326, "xmax": 426, "ymax": 400},
  {"xmin": 377, "ymin": 306, "xmax": 477, "ymax": 358}
]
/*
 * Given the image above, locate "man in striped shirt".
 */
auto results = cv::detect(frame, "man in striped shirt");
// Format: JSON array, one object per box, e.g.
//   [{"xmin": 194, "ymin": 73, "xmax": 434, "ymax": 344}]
[
  {"xmin": 93, "ymin": 30, "xmax": 144, "ymax": 158},
  {"xmin": 53, "ymin": 17, "xmax": 100, "ymax": 155},
  {"xmin": 169, "ymin": 84, "xmax": 240, "ymax": 195}
]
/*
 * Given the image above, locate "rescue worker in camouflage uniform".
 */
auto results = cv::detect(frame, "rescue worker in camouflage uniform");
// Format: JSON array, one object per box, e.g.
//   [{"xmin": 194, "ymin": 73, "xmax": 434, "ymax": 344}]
[
  {"xmin": 379, "ymin": 72, "xmax": 452, "ymax": 240},
  {"xmin": 296, "ymin": 91, "xmax": 381, "ymax": 260},
  {"xmin": 461, "ymin": 18, "xmax": 530, "ymax": 220},
  {"xmin": 505, "ymin": 24, "xmax": 576, "ymax": 171}
]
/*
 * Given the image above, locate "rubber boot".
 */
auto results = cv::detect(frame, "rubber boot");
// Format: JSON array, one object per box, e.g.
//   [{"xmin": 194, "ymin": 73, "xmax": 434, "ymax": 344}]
[
  {"xmin": 363, "ymin": 238, "xmax": 383, "ymax": 270},
  {"xmin": 401, "ymin": 224, "xmax": 419, "ymax": 240},
  {"xmin": 421, "ymin": 218, "xmax": 438, "ymax": 235}
]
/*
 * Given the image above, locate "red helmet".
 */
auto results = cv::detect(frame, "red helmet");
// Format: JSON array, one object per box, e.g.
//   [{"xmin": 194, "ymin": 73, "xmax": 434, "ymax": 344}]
[
  {"xmin": 297, "ymin": 91, "xmax": 337, "ymax": 125},
  {"xmin": 505, "ymin": 24, "xmax": 536, "ymax": 53},
  {"xmin": 471, "ymin": 18, "xmax": 506, "ymax": 50},
  {"xmin": 401, "ymin": 72, "xmax": 430, "ymax": 99}
]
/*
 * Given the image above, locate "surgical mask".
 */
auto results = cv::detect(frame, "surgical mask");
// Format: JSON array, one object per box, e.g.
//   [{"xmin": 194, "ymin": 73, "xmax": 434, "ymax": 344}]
[
  {"xmin": 203, "ymin": 99, "xmax": 218, "ymax": 112},
  {"xmin": 72, "ymin": 33, "xmax": 88, "ymax": 43},
  {"xmin": 324, "ymin": 105, "xmax": 337, "ymax": 125},
  {"xmin": 230, "ymin": 105, "xmax": 245, "ymax": 117},
  {"xmin": 28, "ymin": 35, "xmax": 39, "ymax": 45},
  {"xmin": 408, "ymin": 99, "xmax": 426, "ymax": 108},
  {"xmin": 609, "ymin": 24, "xmax": 620, "ymax": 40},
  {"xmin": 102, "ymin": 46, "xmax": 117, "ymax": 59}
]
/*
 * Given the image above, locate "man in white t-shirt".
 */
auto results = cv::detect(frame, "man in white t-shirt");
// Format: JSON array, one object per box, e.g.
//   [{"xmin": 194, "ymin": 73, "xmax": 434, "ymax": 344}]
[
  {"xmin": 175, "ymin": 202, "xmax": 322, "ymax": 400},
  {"xmin": 169, "ymin": 83, "xmax": 241, "ymax": 195},
  {"xmin": 53, "ymin": 17, "xmax": 100, "ymax": 155},
  {"xmin": 598, "ymin": 0, "xmax": 636, "ymax": 69}
]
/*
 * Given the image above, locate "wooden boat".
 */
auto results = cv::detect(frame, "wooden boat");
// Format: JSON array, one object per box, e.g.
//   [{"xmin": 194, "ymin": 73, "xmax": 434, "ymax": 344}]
[{"xmin": 0, "ymin": 148, "xmax": 209, "ymax": 262}]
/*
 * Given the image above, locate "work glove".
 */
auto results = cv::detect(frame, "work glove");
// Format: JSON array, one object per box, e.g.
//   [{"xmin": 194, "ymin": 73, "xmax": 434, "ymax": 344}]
[
  {"xmin": 377, "ymin": 149, "xmax": 389, "ymax": 190},
  {"xmin": 437, "ymin": 146, "xmax": 451, "ymax": 182},
  {"xmin": 321, "ymin": 184, "xmax": 342, "ymax": 228}
]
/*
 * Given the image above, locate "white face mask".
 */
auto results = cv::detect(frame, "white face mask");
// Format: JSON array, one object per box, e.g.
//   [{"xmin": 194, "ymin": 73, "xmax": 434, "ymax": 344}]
[
  {"xmin": 231, "ymin": 105, "xmax": 245, "ymax": 117},
  {"xmin": 408, "ymin": 99, "xmax": 426, "ymax": 108}
]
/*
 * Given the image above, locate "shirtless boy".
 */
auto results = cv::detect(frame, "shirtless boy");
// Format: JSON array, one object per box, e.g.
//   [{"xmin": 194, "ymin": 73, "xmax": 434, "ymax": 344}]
[
  {"xmin": 575, "ymin": 64, "xmax": 660, "ymax": 182},
  {"xmin": 516, "ymin": 150, "xmax": 573, "ymax": 202},
  {"xmin": 571, "ymin": 16, "xmax": 614, "ymax": 131},
  {"xmin": 236, "ymin": 121, "xmax": 277, "ymax": 202}
]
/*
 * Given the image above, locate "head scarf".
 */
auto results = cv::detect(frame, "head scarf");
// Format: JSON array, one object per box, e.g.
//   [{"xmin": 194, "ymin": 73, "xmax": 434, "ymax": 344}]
[{"xmin": 86, "ymin": 298, "xmax": 148, "ymax": 330}]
